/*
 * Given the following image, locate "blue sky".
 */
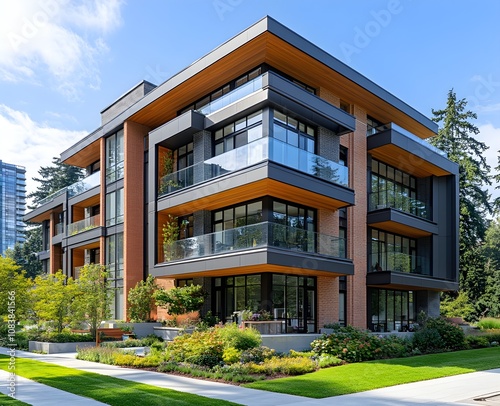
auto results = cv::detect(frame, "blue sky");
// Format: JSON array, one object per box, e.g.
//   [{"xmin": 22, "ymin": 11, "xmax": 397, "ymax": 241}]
[{"xmin": 1, "ymin": 0, "xmax": 500, "ymax": 200}]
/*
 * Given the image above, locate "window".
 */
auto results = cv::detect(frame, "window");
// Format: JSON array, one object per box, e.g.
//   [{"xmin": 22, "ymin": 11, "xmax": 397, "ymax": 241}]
[
  {"xmin": 106, "ymin": 129, "xmax": 124, "ymax": 183},
  {"xmin": 370, "ymin": 229, "xmax": 421, "ymax": 274},
  {"xmin": 340, "ymin": 146, "xmax": 348, "ymax": 167},
  {"xmin": 106, "ymin": 232, "xmax": 124, "ymax": 320},
  {"xmin": 340, "ymin": 100, "xmax": 351, "ymax": 113},
  {"xmin": 177, "ymin": 142, "xmax": 193, "ymax": 170},
  {"xmin": 214, "ymin": 110, "xmax": 263, "ymax": 156},
  {"xmin": 369, "ymin": 288, "xmax": 415, "ymax": 332},
  {"xmin": 272, "ymin": 110, "xmax": 315, "ymax": 153},
  {"xmin": 366, "ymin": 116, "xmax": 383, "ymax": 136},
  {"xmin": 106, "ymin": 188, "xmax": 124, "ymax": 226},
  {"xmin": 177, "ymin": 279, "xmax": 193, "ymax": 287}
]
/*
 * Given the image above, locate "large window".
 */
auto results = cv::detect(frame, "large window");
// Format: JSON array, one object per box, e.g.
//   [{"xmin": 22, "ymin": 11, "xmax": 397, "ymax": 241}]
[
  {"xmin": 369, "ymin": 288, "xmax": 415, "ymax": 332},
  {"xmin": 370, "ymin": 229, "xmax": 418, "ymax": 273},
  {"xmin": 272, "ymin": 110, "xmax": 315, "ymax": 153},
  {"xmin": 176, "ymin": 142, "xmax": 193, "ymax": 171},
  {"xmin": 106, "ymin": 188, "xmax": 124, "ymax": 227},
  {"xmin": 106, "ymin": 232, "xmax": 124, "ymax": 320},
  {"xmin": 214, "ymin": 110, "xmax": 263, "ymax": 156},
  {"xmin": 106, "ymin": 129, "xmax": 124, "ymax": 183}
]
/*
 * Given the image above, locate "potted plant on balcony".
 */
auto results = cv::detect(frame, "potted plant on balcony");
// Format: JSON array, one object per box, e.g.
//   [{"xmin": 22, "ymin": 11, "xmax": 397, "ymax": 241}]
[
  {"xmin": 162, "ymin": 215, "xmax": 180, "ymax": 262},
  {"xmin": 158, "ymin": 150, "xmax": 180, "ymax": 194}
]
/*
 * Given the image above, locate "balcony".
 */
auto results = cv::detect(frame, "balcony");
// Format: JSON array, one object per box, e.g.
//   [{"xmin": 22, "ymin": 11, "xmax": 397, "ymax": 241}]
[
  {"xmin": 159, "ymin": 137, "xmax": 348, "ymax": 196},
  {"xmin": 369, "ymin": 252, "xmax": 430, "ymax": 276},
  {"xmin": 67, "ymin": 215, "xmax": 100, "ymax": 236},
  {"xmin": 197, "ymin": 75, "xmax": 263, "ymax": 115},
  {"xmin": 369, "ymin": 190, "xmax": 430, "ymax": 220},
  {"xmin": 367, "ymin": 123, "xmax": 457, "ymax": 177},
  {"xmin": 161, "ymin": 221, "xmax": 346, "ymax": 263},
  {"xmin": 55, "ymin": 223, "xmax": 64, "ymax": 236},
  {"xmin": 36, "ymin": 171, "xmax": 101, "ymax": 207}
]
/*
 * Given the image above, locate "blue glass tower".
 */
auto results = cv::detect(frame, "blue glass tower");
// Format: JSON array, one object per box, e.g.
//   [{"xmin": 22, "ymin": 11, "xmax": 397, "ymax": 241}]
[{"xmin": 0, "ymin": 160, "xmax": 26, "ymax": 254}]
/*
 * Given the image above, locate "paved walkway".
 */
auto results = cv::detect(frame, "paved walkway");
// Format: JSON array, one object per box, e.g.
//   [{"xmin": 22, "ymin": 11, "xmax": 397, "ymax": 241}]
[{"xmin": 1, "ymin": 347, "xmax": 500, "ymax": 405}]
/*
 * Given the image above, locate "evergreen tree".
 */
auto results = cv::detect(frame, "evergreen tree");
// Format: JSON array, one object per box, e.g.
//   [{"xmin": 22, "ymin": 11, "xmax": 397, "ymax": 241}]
[
  {"xmin": 28, "ymin": 157, "xmax": 84, "ymax": 209},
  {"xmin": 431, "ymin": 90, "xmax": 493, "ymax": 319},
  {"xmin": 5, "ymin": 227, "xmax": 42, "ymax": 278}
]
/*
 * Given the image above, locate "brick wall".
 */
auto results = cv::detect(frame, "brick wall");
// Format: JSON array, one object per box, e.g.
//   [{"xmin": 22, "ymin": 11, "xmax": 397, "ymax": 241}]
[{"xmin": 317, "ymin": 276, "xmax": 339, "ymax": 328}]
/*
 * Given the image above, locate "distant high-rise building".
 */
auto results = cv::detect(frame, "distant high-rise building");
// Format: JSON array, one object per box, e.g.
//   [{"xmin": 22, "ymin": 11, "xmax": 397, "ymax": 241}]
[{"xmin": 0, "ymin": 160, "xmax": 26, "ymax": 254}]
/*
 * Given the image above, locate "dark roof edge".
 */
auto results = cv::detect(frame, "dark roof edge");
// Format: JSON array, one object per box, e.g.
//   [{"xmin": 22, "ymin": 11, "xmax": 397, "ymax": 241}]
[
  {"xmin": 100, "ymin": 80, "xmax": 157, "ymax": 114},
  {"xmin": 60, "ymin": 126, "xmax": 103, "ymax": 162},
  {"xmin": 65, "ymin": 15, "xmax": 437, "ymax": 161},
  {"xmin": 264, "ymin": 16, "xmax": 437, "ymax": 134}
]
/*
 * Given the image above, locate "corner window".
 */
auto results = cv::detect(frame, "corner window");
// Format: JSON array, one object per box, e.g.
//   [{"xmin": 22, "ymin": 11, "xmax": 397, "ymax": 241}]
[
  {"xmin": 106, "ymin": 129, "xmax": 124, "ymax": 183},
  {"xmin": 106, "ymin": 188, "xmax": 124, "ymax": 227}
]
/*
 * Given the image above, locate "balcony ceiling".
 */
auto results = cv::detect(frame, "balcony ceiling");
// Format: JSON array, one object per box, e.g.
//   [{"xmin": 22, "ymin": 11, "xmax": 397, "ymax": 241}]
[{"xmin": 64, "ymin": 138, "xmax": 100, "ymax": 168}]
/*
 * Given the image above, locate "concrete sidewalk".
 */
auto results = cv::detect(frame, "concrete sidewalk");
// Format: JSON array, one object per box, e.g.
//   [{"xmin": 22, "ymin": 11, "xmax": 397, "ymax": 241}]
[{"xmin": 1, "ymin": 347, "xmax": 500, "ymax": 405}]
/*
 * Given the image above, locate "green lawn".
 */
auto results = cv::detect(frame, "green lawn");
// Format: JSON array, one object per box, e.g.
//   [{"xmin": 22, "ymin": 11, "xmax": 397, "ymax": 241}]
[
  {"xmin": 244, "ymin": 347, "xmax": 500, "ymax": 398},
  {"xmin": 0, "ymin": 356, "xmax": 239, "ymax": 406},
  {"xmin": 0, "ymin": 393, "xmax": 30, "ymax": 405}
]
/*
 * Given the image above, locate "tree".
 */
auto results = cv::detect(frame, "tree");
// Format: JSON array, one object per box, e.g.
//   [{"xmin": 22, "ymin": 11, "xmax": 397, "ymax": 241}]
[
  {"xmin": 127, "ymin": 275, "xmax": 157, "ymax": 322},
  {"xmin": 28, "ymin": 157, "xmax": 84, "ymax": 209},
  {"xmin": 5, "ymin": 227, "xmax": 42, "ymax": 278},
  {"xmin": 72, "ymin": 264, "xmax": 112, "ymax": 338},
  {"xmin": 431, "ymin": 89, "xmax": 492, "ymax": 249},
  {"xmin": 0, "ymin": 256, "xmax": 33, "ymax": 320},
  {"xmin": 477, "ymin": 219, "xmax": 500, "ymax": 317},
  {"xmin": 154, "ymin": 284, "xmax": 206, "ymax": 324},
  {"xmin": 431, "ymin": 90, "xmax": 493, "ymax": 319},
  {"xmin": 31, "ymin": 271, "xmax": 77, "ymax": 332}
]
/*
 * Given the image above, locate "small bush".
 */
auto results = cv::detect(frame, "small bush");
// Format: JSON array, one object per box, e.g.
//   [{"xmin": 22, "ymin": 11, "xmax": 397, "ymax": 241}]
[
  {"xmin": 413, "ymin": 328, "xmax": 445, "ymax": 353},
  {"xmin": 318, "ymin": 355, "xmax": 342, "ymax": 368},
  {"xmin": 477, "ymin": 318, "xmax": 500, "ymax": 330},
  {"xmin": 465, "ymin": 335, "xmax": 490, "ymax": 349},
  {"xmin": 222, "ymin": 347, "xmax": 241, "ymax": 364},
  {"xmin": 76, "ymin": 346, "xmax": 120, "ymax": 363},
  {"xmin": 247, "ymin": 356, "xmax": 317, "ymax": 376},
  {"xmin": 215, "ymin": 323, "xmax": 261, "ymax": 351},
  {"xmin": 38, "ymin": 331, "xmax": 94, "ymax": 343},
  {"xmin": 288, "ymin": 349, "xmax": 315, "ymax": 358},
  {"xmin": 412, "ymin": 317, "xmax": 465, "ymax": 353},
  {"xmin": 113, "ymin": 353, "xmax": 163, "ymax": 367},
  {"xmin": 165, "ymin": 329, "xmax": 224, "ymax": 366},
  {"xmin": 239, "ymin": 346, "xmax": 276, "ymax": 363}
]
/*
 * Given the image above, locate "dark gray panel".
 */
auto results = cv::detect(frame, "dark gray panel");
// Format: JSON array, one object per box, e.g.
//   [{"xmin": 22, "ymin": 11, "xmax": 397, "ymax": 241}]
[
  {"xmin": 149, "ymin": 110, "xmax": 205, "ymax": 150},
  {"xmin": 63, "ymin": 227, "xmax": 104, "ymax": 248},
  {"xmin": 367, "ymin": 271, "xmax": 458, "ymax": 291},
  {"xmin": 367, "ymin": 209, "xmax": 438, "ymax": 235}
]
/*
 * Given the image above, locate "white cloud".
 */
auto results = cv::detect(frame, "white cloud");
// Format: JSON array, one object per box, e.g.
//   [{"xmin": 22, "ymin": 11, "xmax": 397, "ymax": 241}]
[
  {"xmin": 0, "ymin": 0, "xmax": 123, "ymax": 99},
  {"xmin": 0, "ymin": 104, "xmax": 87, "ymax": 203}
]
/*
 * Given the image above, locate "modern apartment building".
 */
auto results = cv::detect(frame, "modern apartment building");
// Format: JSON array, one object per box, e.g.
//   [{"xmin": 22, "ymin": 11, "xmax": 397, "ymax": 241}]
[
  {"xmin": 0, "ymin": 160, "xmax": 26, "ymax": 255},
  {"xmin": 24, "ymin": 17, "xmax": 459, "ymax": 330}
]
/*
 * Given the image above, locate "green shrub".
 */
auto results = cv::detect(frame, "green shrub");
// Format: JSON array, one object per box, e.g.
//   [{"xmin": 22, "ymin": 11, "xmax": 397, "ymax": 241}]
[
  {"xmin": 318, "ymin": 354, "xmax": 342, "ymax": 368},
  {"xmin": 247, "ymin": 356, "xmax": 317, "ymax": 375},
  {"xmin": 379, "ymin": 335, "xmax": 412, "ymax": 358},
  {"xmin": 239, "ymin": 346, "xmax": 276, "ymax": 363},
  {"xmin": 215, "ymin": 323, "xmax": 261, "ymax": 350},
  {"xmin": 288, "ymin": 349, "xmax": 315, "ymax": 358},
  {"xmin": 165, "ymin": 329, "xmax": 224, "ymax": 366},
  {"xmin": 76, "ymin": 346, "xmax": 120, "ymax": 363},
  {"xmin": 412, "ymin": 317, "xmax": 465, "ymax": 353},
  {"xmin": 222, "ymin": 347, "xmax": 241, "ymax": 364},
  {"xmin": 112, "ymin": 353, "xmax": 163, "ymax": 367},
  {"xmin": 413, "ymin": 328, "xmax": 445, "ymax": 353},
  {"xmin": 477, "ymin": 318, "xmax": 500, "ymax": 330},
  {"xmin": 465, "ymin": 335, "xmax": 490, "ymax": 349},
  {"xmin": 39, "ymin": 331, "xmax": 94, "ymax": 343}
]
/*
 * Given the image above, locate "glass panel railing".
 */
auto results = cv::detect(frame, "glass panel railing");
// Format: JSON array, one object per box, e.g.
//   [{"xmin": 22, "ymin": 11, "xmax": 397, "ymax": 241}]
[
  {"xmin": 35, "ymin": 172, "xmax": 101, "ymax": 208},
  {"xmin": 161, "ymin": 221, "xmax": 347, "ymax": 262},
  {"xmin": 68, "ymin": 171, "xmax": 101, "ymax": 198},
  {"xmin": 55, "ymin": 223, "xmax": 64, "ymax": 236},
  {"xmin": 369, "ymin": 190, "xmax": 430, "ymax": 220},
  {"xmin": 197, "ymin": 75, "xmax": 263, "ymax": 115},
  {"xmin": 67, "ymin": 214, "xmax": 100, "ymax": 236},
  {"xmin": 369, "ymin": 252, "xmax": 430, "ymax": 276},
  {"xmin": 159, "ymin": 137, "xmax": 349, "ymax": 196},
  {"xmin": 368, "ymin": 122, "xmax": 447, "ymax": 157}
]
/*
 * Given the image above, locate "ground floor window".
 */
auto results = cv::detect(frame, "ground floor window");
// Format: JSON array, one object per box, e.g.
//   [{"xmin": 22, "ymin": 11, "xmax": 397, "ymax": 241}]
[
  {"xmin": 368, "ymin": 288, "xmax": 416, "ymax": 332},
  {"xmin": 213, "ymin": 273, "xmax": 316, "ymax": 333}
]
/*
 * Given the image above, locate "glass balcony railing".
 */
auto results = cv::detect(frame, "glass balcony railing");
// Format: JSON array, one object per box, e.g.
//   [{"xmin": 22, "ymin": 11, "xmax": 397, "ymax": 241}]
[
  {"xmin": 159, "ymin": 137, "xmax": 348, "ymax": 196},
  {"xmin": 197, "ymin": 75, "xmax": 263, "ymax": 115},
  {"xmin": 369, "ymin": 190, "xmax": 430, "ymax": 220},
  {"xmin": 35, "ymin": 171, "xmax": 101, "ymax": 207},
  {"xmin": 55, "ymin": 223, "xmax": 64, "ymax": 236},
  {"xmin": 67, "ymin": 215, "xmax": 100, "ymax": 236},
  {"xmin": 369, "ymin": 252, "xmax": 430, "ymax": 276},
  {"xmin": 68, "ymin": 171, "xmax": 101, "ymax": 198},
  {"xmin": 161, "ymin": 221, "xmax": 347, "ymax": 263},
  {"xmin": 368, "ymin": 122, "xmax": 447, "ymax": 158}
]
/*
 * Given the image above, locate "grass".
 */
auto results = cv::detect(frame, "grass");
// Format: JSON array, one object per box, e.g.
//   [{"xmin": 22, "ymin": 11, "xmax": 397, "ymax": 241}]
[
  {"xmin": 0, "ymin": 355, "xmax": 239, "ymax": 406},
  {"xmin": 477, "ymin": 317, "xmax": 500, "ymax": 330},
  {"xmin": 244, "ymin": 347, "xmax": 500, "ymax": 398},
  {"xmin": 0, "ymin": 393, "xmax": 31, "ymax": 405}
]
